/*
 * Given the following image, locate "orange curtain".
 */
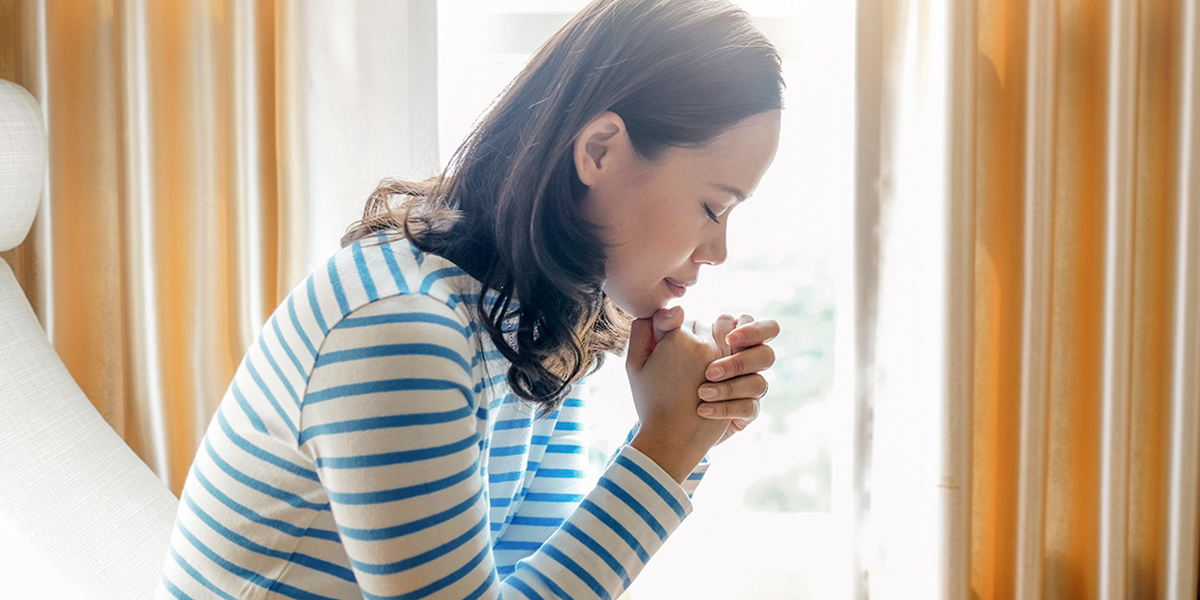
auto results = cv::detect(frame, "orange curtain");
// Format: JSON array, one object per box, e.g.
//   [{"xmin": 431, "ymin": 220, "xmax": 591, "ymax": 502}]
[
  {"xmin": 857, "ymin": 0, "xmax": 1199, "ymax": 598},
  {"xmin": 0, "ymin": 0, "xmax": 439, "ymax": 495},
  {"xmin": 972, "ymin": 0, "xmax": 1198, "ymax": 598}
]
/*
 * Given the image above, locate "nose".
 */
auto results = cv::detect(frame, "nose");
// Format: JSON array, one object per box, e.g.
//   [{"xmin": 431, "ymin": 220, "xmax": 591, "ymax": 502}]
[{"xmin": 692, "ymin": 225, "xmax": 728, "ymax": 266}]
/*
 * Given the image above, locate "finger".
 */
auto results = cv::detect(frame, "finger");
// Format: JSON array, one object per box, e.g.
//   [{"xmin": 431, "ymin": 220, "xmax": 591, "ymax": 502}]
[
  {"xmin": 626, "ymin": 318, "xmax": 654, "ymax": 371},
  {"xmin": 705, "ymin": 344, "xmax": 776, "ymax": 382},
  {"xmin": 725, "ymin": 317, "xmax": 780, "ymax": 352},
  {"xmin": 652, "ymin": 306, "xmax": 684, "ymax": 343},
  {"xmin": 711, "ymin": 314, "xmax": 738, "ymax": 357},
  {"xmin": 728, "ymin": 417, "xmax": 753, "ymax": 432},
  {"xmin": 698, "ymin": 373, "xmax": 767, "ymax": 402},
  {"xmin": 697, "ymin": 398, "xmax": 760, "ymax": 421}
]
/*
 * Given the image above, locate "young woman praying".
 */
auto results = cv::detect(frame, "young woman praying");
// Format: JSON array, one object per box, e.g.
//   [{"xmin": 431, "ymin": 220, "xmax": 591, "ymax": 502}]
[{"xmin": 159, "ymin": 0, "xmax": 783, "ymax": 598}]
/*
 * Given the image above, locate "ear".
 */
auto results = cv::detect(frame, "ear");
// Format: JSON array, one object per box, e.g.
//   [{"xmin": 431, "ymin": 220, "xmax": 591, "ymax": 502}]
[{"xmin": 574, "ymin": 111, "xmax": 630, "ymax": 188}]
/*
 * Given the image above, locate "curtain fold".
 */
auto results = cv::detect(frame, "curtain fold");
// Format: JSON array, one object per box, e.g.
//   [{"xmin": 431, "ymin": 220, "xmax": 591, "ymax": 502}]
[
  {"xmin": 857, "ymin": 0, "xmax": 1200, "ymax": 599},
  {"xmin": 0, "ymin": 0, "xmax": 439, "ymax": 495}
]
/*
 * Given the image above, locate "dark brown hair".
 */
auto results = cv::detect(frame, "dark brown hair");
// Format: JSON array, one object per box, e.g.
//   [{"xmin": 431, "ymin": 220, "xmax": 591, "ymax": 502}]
[{"xmin": 343, "ymin": 0, "xmax": 784, "ymax": 412}]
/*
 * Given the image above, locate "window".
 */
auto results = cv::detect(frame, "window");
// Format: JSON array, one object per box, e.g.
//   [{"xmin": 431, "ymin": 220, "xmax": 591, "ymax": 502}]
[{"xmin": 438, "ymin": 2, "xmax": 856, "ymax": 597}]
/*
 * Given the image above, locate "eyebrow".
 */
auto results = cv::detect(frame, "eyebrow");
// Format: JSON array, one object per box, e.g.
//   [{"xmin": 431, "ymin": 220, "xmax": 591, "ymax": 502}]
[{"xmin": 710, "ymin": 183, "xmax": 749, "ymax": 202}]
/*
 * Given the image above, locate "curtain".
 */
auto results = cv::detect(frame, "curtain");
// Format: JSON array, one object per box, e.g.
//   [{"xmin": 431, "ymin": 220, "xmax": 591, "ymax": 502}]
[
  {"xmin": 856, "ymin": 0, "xmax": 1200, "ymax": 599},
  {"xmin": 0, "ymin": 0, "xmax": 439, "ymax": 495}
]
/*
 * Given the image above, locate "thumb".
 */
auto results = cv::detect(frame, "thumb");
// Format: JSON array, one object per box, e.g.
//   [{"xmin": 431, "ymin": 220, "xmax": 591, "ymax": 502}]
[{"xmin": 626, "ymin": 317, "xmax": 655, "ymax": 372}]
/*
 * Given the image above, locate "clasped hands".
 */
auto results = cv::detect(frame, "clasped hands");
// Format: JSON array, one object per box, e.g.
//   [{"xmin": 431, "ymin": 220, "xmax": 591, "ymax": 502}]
[{"xmin": 625, "ymin": 306, "xmax": 778, "ymax": 483}]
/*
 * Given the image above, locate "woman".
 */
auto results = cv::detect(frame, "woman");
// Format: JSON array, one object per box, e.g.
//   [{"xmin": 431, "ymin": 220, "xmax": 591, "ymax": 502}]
[{"xmin": 159, "ymin": 0, "xmax": 784, "ymax": 598}]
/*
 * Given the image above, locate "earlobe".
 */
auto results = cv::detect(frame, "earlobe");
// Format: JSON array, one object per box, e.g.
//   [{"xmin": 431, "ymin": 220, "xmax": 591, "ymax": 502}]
[{"xmin": 574, "ymin": 112, "xmax": 625, "ymax": 187}]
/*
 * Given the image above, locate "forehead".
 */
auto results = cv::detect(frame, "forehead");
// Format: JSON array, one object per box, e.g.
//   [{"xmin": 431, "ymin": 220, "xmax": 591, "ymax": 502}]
[{"xmin": 660, "ymin": 111, "xmax": 781, "ymax": 190}]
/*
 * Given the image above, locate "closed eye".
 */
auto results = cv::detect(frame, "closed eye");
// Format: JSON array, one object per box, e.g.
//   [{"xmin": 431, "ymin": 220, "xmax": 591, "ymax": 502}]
[{"xmin": 703, "ymin": 204, "xmax": 720, "ymax": 224}]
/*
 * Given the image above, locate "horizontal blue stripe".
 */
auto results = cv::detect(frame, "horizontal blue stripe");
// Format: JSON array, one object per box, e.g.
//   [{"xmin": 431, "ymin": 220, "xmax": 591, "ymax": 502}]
[
  {"xmin": 518, "ymin": 563, "xmax": 574, "ymax": 600},
  {"xmin": 178, "ymin": 522, "xmax": 340, "ymax": 600},
  {"xmin": 509, "ymin": 516, "xmax": 563, "ymax": 527},
  {"xmin": 542, "ymin": 543, "xmax": 609, "ymax": 600},
  {"xmin": 535, "ymin": 468, "xmax": 585, "ymax": 479},
  {"xmin": 361, "ymin": 542, "xmax": 490, "ymax": 600},
  {"xmin": 314, "ymin": 433, "xmax": 479, "ymax": 469},
  {"xmin": 579, "ymin": 499, "xmax": 649, "ymax": 563},
  {"xmin": 419, "ymin": 266, "xmax": 467, "ymax": 294},
  {"xmin": 463, "ymin": 572, "xmax": 496, "ymax": 600},
  {"xmin": 161, "ymin": 576, "xmax": 194, "ymax": 600},
  {"xmin": 350, "ymin": 516, "xmax": 487, "ymax": 576},
  {"xmin": 562, "ymin": 520, "xmax": 631, "ymax": 588},
  {"xmin": 303, "ymin": 378, "xmax": 473, "ymax": 406},
  {"xmin": 545, "ymin": 444, "xmax": 584, "ymax": 455},
  {"xmin": 506, "ymin": 576, "xmax": 547, "ymax": 600},
  {"xmin": 337, "ymin": 489, "xmax": 482, "ymax": 541},
  {"xmin": 494, "ymin": 418, "xmax": 532, "ymax": 431},
  {"xmin": 315, "ymin": 343, "xmax": 471, "ymax": 374},
  {"xmin": 488, "ymin": 471, "xmax": 523, "ymax": 483},
  {"xmin": 339, "ymin": 311, "xmax": 471, "ymax": 339},
  {"xmin": 203, "ymin": 438, "xmax": 326, "ymax": 512},
  {"xmin": 326, "ymin": 461, "xmax": 478, "ymax": 505},
  {"xmin": 191, "ymin": 467, "xmax": 339, "ymax": 542},
  {"xmin": 493, "ymin": 540, "xmax": 542, "ymax": 552},
  {"xmin": 216, "ymin": 410, "xmax": 319, "ymax": 482},
  {"xmin": 597, "ymin": 477, "xmax": 667, "ymax": 541},
  {"xmin": 554, "ymin": 421, "xmax": 582, "ymax": 432},
  {"xmin": 183, "ymin": 494, "xmax": 356, "ymax": 582},
  {"xmin": 169, "ymin": 546, "xmax": 237, "ymax": 600},
  {"xmin": 489, "ymin": 444, "xmax": 528, "ymax": 457},
  {"xmin": 523, "ymin": 492, "xmax": 584, "ymax": 503},
  {"xmin": 615, "ymin": 454, "xmax": 687, "ymax": 521},
  {"xmin": 299, "ymin": 405, "xmax": 474, "ymax": 444}
]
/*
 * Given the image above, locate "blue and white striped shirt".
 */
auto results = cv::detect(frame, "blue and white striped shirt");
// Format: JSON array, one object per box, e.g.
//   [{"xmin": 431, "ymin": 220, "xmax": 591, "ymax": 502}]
[{"xmin": 157, "ymin": 235, "xmax": 707, "ymax": 600}]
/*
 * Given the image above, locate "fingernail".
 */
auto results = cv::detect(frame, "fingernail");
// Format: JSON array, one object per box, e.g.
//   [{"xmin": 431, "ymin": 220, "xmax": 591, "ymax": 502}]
[
  {"xmin": 707, "ymin": 366, "xmax": 724, "ymax": 380},
  {"xmin": 698, "ymin": 405, "xmax": 714, "ymax": 416},
  {"xmin": 699, "ymin": 385, "xmax": 718, "ymax": 399},
  {"xmin": 726, "ymin": 333, "xmax": 741, "ymax": 346}
]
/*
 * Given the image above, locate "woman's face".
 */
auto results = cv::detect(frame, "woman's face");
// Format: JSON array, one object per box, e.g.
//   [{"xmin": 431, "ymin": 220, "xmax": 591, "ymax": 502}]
[{"xmin": 577, "ymin": 111, "xmax": 782, "ymax": 318}]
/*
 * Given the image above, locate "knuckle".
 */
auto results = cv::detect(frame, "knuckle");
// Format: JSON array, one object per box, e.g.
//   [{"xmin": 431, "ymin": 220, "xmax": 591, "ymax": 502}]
[
  {"xmin": 718, "ymin": 381, "xmax": 733, "ymax": 399},
  {"xmin": 729, "ymin": 355, "xmax": 744, "ymax": 374}
]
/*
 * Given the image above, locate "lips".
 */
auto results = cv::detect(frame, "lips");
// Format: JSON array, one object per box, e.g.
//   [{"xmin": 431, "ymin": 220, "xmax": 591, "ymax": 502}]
[{"xmin": 664, "ymin": 277, "xmax": 696, "ymax": 298}]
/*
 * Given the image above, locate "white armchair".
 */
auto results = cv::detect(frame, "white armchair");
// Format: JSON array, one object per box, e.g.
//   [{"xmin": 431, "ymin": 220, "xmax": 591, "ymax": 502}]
[{"xmin": 0, "ymin": 79, "xmax": 178, "ymax": 599}]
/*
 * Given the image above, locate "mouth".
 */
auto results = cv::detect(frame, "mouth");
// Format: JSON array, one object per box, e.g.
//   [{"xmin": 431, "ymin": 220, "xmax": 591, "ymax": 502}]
[{"xmin": 664, "ymin": 277, "xmax": 696, "ymax": 298}]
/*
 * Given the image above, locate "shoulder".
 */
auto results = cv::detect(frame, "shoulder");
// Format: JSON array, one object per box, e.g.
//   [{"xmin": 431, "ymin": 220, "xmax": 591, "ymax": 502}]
[{"xmin": 305, "ymin": 234, "xmax": 482, "ymax": 338}]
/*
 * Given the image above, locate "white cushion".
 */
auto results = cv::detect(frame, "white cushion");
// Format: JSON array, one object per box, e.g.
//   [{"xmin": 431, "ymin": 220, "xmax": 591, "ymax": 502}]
[
  {"xmin": 0, "ymin": 260, "xmax": 179, "ymax": 599},
  {"xmin": 0, "ymin": 79, "xmax": 45, "ymax": 252}
]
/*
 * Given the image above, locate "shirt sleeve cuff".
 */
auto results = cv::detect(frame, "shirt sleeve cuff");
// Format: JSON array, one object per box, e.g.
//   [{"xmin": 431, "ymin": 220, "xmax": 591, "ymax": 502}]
[
  {"xmin": 610, "ymin": 445, "xmax": 695, "ymax": 521},
  {"xmin": 681, "ymin": 457, "xmax": 710, "ymax": 499}
]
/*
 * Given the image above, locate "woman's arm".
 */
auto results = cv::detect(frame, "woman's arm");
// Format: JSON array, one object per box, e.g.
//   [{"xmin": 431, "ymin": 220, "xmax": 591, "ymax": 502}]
[{"xmin": 299, "ymin": 293, "xmax": 695, "ymax": 599}]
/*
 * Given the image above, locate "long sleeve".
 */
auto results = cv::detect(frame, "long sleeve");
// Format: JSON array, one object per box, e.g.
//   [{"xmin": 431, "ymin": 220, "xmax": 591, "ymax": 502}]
[{"xmin": 298, "ymin": 292, "xmax": 696, "ymax": 599}]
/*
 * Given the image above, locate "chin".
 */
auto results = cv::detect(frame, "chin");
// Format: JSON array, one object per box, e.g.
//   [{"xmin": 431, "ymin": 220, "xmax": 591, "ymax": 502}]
[{"xmin": 607, "ymin": 294, "xmax": 660, "ymax": 320}]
